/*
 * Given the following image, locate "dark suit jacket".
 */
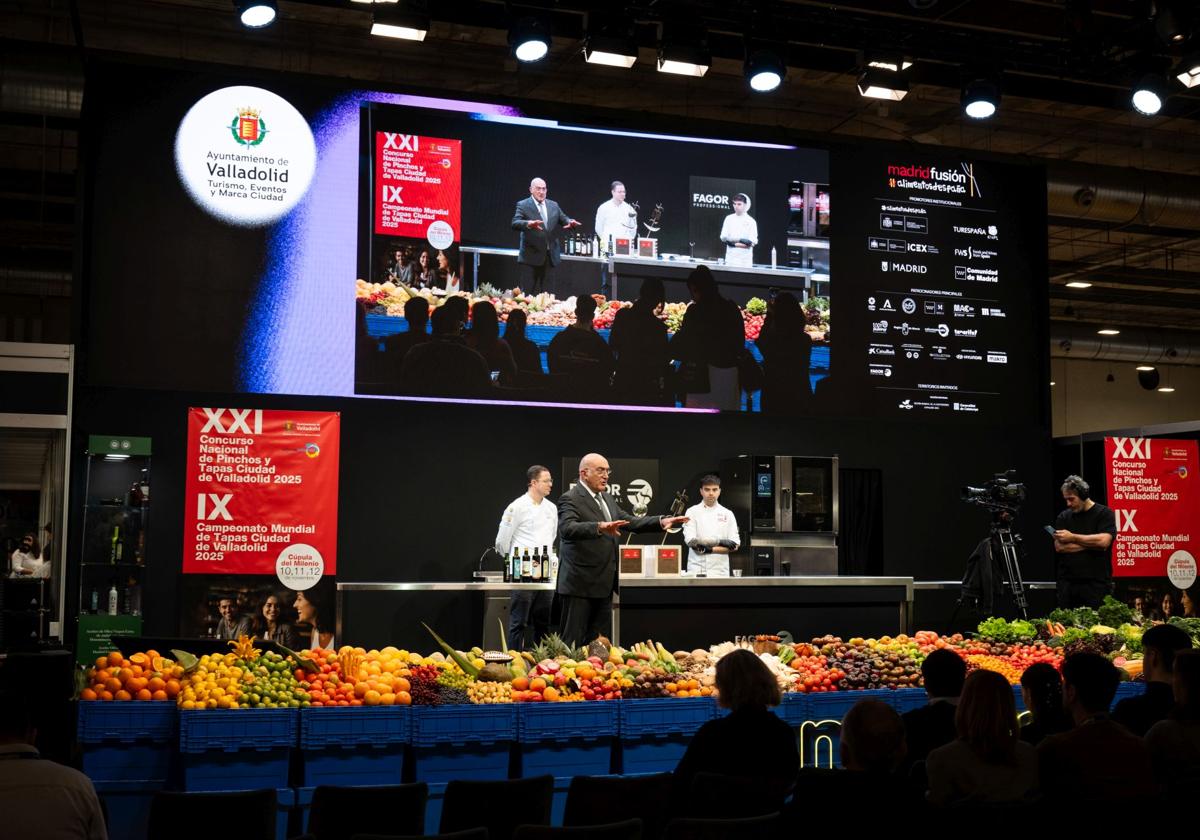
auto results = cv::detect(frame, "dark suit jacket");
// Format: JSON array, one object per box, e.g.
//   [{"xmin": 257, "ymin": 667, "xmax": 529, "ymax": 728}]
[
  {"xmin": 901, "ymin": 700, "xmax": 958, "ymax": 769},
  {"xmin": 557, "ymin": 483, "xmax": 663, "ymax": 598},
  {"xmin": 512, "ymin": 196, "xmax": 574, "ymax": 267},
  {"xmin": 1037, "ymin": 717, "xmax": 1158, "ymax": 801}
]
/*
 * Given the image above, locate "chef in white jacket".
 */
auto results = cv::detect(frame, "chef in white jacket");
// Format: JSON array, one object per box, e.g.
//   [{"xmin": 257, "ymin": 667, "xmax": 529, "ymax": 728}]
[
  {"xmin": 719, "ymin": 193, "xmax": 758, "ymax": 268},
  {"xmin": 682, "ymin": 474, "xmax": 741, "ymax": 577},
  {"xmin": 594, "ymin": 180, "xmax": 637, "ymax": 294}
]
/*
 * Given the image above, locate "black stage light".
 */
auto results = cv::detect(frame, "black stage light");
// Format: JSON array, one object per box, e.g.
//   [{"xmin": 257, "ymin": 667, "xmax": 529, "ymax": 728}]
[
  {"xmin": 962, "ymin": 77, "xmax": 1001, "ymax": 119},
  {"xmin": 1132, "ymin": 72, "xmax": 1167, "ymax": 115},
  {"xmin": 509, "ymin": 15, "xmax": 551, "ymax": 63},
  {"xmin": 745, "ymin": 49, "xmax": 785, "ymax": 92}
]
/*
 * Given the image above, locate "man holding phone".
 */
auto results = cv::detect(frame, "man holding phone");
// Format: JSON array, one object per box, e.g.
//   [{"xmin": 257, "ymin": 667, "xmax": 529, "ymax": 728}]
[{"xmin": 1052, "ymin": 475, "xmax": 1117, "ymax": 609}]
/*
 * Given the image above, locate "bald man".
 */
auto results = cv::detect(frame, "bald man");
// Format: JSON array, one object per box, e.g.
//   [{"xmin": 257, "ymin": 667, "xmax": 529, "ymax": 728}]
[
  {"xmin": 511, "ymin": 177, "xmax": 580, "ymax": 294},
  {"xmin": 557, "ymin": 453, "xmax": 688, "ymax": 647}
]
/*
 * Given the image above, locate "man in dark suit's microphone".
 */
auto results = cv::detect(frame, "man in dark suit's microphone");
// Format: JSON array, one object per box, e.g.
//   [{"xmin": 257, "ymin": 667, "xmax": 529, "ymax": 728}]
[{"xmin": 556, "ymin": 452, "xmax": 688, "ymax": 647}]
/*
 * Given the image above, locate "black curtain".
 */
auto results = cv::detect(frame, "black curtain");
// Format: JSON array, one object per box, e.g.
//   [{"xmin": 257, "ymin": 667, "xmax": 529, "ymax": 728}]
[{"xmin": 839, "ymin": 468, "xmax": 883, "ymax": 575}]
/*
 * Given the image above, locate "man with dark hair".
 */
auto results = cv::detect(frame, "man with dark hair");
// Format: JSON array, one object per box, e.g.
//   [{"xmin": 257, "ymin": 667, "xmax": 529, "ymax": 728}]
[
  {"xmin": 1112, "ymin": 622, "xmax": 1193, "ymax": 735},
  {"xmin": 594, "ymin": 180, "xmax": 636, "ymax": 295},
  {"xmin": 682, "ymin": 474, "xmax": 740, "ymax": 577},
  {"xmin": 495, "ymin": 465, "xmax": 557, "ymax": 649},
  {"xmin": 214, "ymin": 594, "xmax": 252, "ymax": 640},
  {"xmin": 900, "ymin": 648, "xmax": 967, "ymax": 770},
  {"xmin": 670, "ymin": 266, "xmax": 744, "ymax": 410},
  {"xmin": 384, "ymin": 296, "xmax": 432, "ymax": 378},
  {"xmin": 0, "ymin": 688, "xmax": 107, "ymax": 839},
  {"xmin": 1038, "ymin": 652, "xmax": 1156, "ymax": 801},
  {"xmin": 399, "ymin": 305, "xmax": 492, "ymax": 398},
  {"xmin": 547, "ymin": 295, "xmax": 614, "ymax": 390},
  {"xmin": 1053, "ymin": 474, "xmax": 1117, "ymax": 608},
  {"xmin": 842, "ymin": 699, "xmax": 908, "ymax": 773},
  {"xmin": 609, "ymin": 277, "xmax": 670, "ymax": 404}
]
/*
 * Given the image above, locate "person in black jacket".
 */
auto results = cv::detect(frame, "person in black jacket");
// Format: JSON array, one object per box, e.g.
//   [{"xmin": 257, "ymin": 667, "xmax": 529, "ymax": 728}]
[
  {"xmin": 503, "ymin": 308, "xmax": 544, "ymax": 374},
  {"xmin": 556, "ymin": 453, "xmax": 687, "ymax": 646},
  {"xmin": 669, "ymin": 266, "xmax": 744, "ymax": 410},
  {"xmin": 755, "ymin": 291, "xmax": 813, "ymax": 413},
  {"xmin": 547, "ymin": 295, "xmax": 615, "ymax": 392},
  {"xmin": 399, "ymin": 305, "xmax": 492, "ymax": 398},
  {"xmin": 673, "ymin": 649, "xmax": 798, "ymax": 800},
  {"xmin": 1112, "ymin": 623, "xmax": 1192, "ymax": 736},
  {"xmin": 511, "ymin": 177, "xmax": 581, "ymax": 294},
  {"xmin": 609, "ymin": 277, "xmax": 670, "ymax": 405},
  {"xmin": 1018, "ymin": 661, "xmax": 1072, "ymax": 746},
  {"xmin": 900, "ymin": 648, "xmax": 966, "ymax": 773}
]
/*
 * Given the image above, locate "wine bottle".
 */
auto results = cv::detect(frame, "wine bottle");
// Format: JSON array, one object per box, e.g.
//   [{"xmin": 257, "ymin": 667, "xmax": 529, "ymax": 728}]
[
  {"xmin": 511, "ymin": 548, "xmax": 522, "ymax": 583},
  {"xmin": 531, "ymin": 552, "xmax": 541, "ymax": 581},
  {"xmin": 110, "ymin": 526, "xmax": 121, "ymax": 564},
  {"xmin": 90, "ymin": 589, "xmax": 99, "ymax": 613},
  {"xmin": 540, "ymin": 545, "xmax": 550, "ymax": 581},
  {"xmin": 503, "ymin": 549, "xmax": 512, "ymax": 583},
  {"xmin": 521, "ymin": 549, "xmax": 532, "ymax": 583}
]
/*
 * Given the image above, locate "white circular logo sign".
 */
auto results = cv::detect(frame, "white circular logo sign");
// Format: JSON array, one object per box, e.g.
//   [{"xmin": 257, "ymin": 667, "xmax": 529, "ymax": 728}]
[
  {"xmin": 626, "ymin": 479, "xmax": 654, "ymax": 510},
  {"xmin": 427, "ymin": 220, "xmax": 455, "ymax": 250},
  {"xmin": 1167, "ymin": 549, "xmax": 1198, "ymax": 590},
  {"xmin": 276, "ymin": 543, "xmax": 325, "ymax": 590},
  {"xmin": 174, "ymin": 85, "xmax": 317, "ymax": 227}
]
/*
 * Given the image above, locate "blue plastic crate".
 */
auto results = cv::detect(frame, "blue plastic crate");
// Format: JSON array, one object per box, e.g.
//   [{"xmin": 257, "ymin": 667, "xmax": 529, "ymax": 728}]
[
  {"xmin": 618, "ymin": 697, "xmax": 715, "ymax": 737},
  {"xmin": 410, "ymin": 703, "xmax": 518, "ymax": 747},
  {"xmin": 1113, "ymin": 681, "xmax": 1147, "ymax": 707},
  {"xmin": 301, "ymin": 745, "xmax": 405, "ymax": 787},
  {"xmin": 179, "ymin": 708, "xmax": 298, "ymax": 752},
  {"xmin": 425, "ymin": 781, "xmax": 448, "ymax": 833},
  {"xmin": 887, "ymin": 688, "xmax": 928, "ymax": 715},
  {"xmin": 616, "ymin": 736, "xmax": 691, "ymax": 776},
  {"xmin": 82, "ymin": 741, "xmax": 172, "ymax": 785},
  {"xmin": 800, "ymin": 689, "xmax": 892, "ymax": 770},
  {"xmin": 181, "ymin": 749, "xmax": 293, "ymax": 792},
  {"xmin": 776, "ymin": 693, "xmax": 811, "ymax": 726},
  {"xmin": 518, "ymin": 703, "xmax": 617, "ymax": 778},
  {"xmin": 297, "ymin": 786, "xmax": 314, "ymax": 834},
  {"xmin": 78, "ymin": 701, "xmax": 177, "ymax": 743},
  {"xmin": 411, "ymin": 741, "xmax": 513, "ymax": 785},
  {"xmin": 300, "ymin": 706, "xmax": 410, "ymax": 748},
  {"xmin": 94, "ymin": 780, "xmax": 162, "ymax": 840}
]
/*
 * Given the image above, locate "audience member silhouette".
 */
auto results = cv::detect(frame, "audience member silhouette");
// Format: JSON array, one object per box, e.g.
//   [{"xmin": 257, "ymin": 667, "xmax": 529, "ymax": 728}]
[
  {"xmin": 1018, "ymin": 662, "xmax": 1072, "ymax": 746},
  {"xmin": 670, "ymin": 265, "xmax": 744, "ymax": 410},
  {"xmin": 901, "ymin": 648, "xmax": 966, "ymax": 772},
  {"xmin": 466, "ymin": 300, "xmax": 517, "ymax": 385},
  {"xmin": 609, "ymin": 277, "xmax": 671, "ymax": 404},
  {"xmin": 398, "ymin": 304, "xmax": 492, "ymax": 398},
  {"xmin": 1112, "ymin": 623, "xmax": 1192, "ymax": 736},
  {"xmin": 756, "ymin": 291, "xmax": 813, "ymax": 413},
  {"xmin": 503, "ymin": 308, "xmax": 544, "ymax": 374},
  {"xmin": 1145, "ymin": 648, "xmax": 1200, "ymax": 787},
  {"xmin": 547, "ymin": 295, "xmax": 614, "ymax": 388}
]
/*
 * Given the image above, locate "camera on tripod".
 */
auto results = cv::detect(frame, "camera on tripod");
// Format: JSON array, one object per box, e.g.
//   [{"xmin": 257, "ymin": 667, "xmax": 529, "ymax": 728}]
[{"xmin": 961, "ymin": 470, "xmax": 1026, "ymax": 511}]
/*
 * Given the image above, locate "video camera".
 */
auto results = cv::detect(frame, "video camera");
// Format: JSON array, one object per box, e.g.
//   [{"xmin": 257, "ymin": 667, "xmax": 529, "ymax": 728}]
[{"xmin": 961, "ymin": 470, "xmax": 1026, "ymax": 511}]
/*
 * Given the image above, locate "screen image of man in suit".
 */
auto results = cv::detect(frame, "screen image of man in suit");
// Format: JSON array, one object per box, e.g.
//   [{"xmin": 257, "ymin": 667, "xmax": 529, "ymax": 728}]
[
  {"xmin": 556, "ymin": 453, "xmax": 689, "ymax": 647},
  {"xmin": 511, "ymin": 177, "xmax": 580, "ymax": 294}
]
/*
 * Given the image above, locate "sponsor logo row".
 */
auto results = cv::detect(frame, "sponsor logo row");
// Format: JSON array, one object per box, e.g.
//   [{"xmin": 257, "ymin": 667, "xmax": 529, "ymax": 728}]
[{"xmin": 867, "ymin": 297, "xmax": 1006, "ymax": 318}]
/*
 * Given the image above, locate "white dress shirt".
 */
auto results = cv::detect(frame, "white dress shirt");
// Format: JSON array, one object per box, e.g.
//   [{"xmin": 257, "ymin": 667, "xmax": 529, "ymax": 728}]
[
  {"xmin": 9, "ymin": 549, "xmax": 46, "ymax": 578},
  {"xmin": 495, "ymin": 492, "xmax": 558, "ymax": 557},
  {"xmin": 595, "ymin": 200, "xmax": 637, "ymax": 249},
  {"xmin": 719, "ymin": 213, "xmax": 759, "ymax": 267},
  {"xmin": 681, "ymin": 501, "xmax": 740, "ymax": 577}
]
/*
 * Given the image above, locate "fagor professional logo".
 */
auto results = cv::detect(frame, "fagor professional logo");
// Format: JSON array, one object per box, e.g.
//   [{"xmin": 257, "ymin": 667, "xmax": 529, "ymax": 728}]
[
  {"xmin": 175, "ymin": 86, "xmax": 317, "ymax": 227},
  {"xmin": 692, "ymin": 193, "xmax": 729, "ymax": 208},
  {"xmin": 886, "ymin": 162, "xmax": 981, "ymax": 197}
]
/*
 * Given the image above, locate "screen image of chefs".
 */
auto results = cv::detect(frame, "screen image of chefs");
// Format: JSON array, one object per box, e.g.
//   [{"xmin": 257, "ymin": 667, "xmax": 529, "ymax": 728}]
[
  {"xmin": 594, "ymin": 180, "xmax": 637, "ymax": 294},
  {"xmin": 682, "ymin": 474, "xmax": 741, "ymax": 578},
  {"xmin": 719, "ymin": 192, "xmax": 758, "ymax": 267},
  {"xmin": 494, "ymin": 465, "xmax": 557, "ymax": 649}
]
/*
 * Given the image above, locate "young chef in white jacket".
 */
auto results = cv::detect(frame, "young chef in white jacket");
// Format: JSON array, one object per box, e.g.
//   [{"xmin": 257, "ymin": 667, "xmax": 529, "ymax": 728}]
[
  {"xmin": 719, "ymin": 193, "xmax": 758, "ymax": 268},
  {"xmin": 682, "ymin": 474, "xmax": 741, "ymax": 577}
]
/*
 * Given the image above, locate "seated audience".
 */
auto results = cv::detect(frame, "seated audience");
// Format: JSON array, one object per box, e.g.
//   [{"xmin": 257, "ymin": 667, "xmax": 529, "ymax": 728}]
[
  {"xmin": 1112, "ymin": 623, "xmax": 1192, "ymax": 736},
  {"xmin": 926, "ymin": 670, "xmax": 1038, "ymax": 806},
  {"xmin": 547, "ymin": 295, "xmax": 614, "ymax": 387},
  {"xmin": 399, "ymin": 305, "xmax": 492, "ymax": 398},
  {"xmin": 755, "ymin": 291, "xmax": 814, "ymax": 413},
  {"xmin": 503, "ymin": 308, "xmax": 544, "ymax": 374},
  {"xmin": 1037, "ymin": 652, "xmax": 1156, "ymax": 802},
  {"xmin": 466, "ymin": 300, "xmax": 517, "ymax": 385},
  {"xmin": 902, "ymin": 648, "xmax": 966, "ymax": 770},
  {"xmin": 609, "ymin": 278, "xmax": 670, "ymax": 404},
  {"xmin": 1019, "ymin": 662, "xmax": 1072, "ymax": 746},
  {"xmin": 1145, "ymin": 648, "xmax": 1200, "ymax": 786},
  {"xmin": 673, "ymin": 649, "xmax": 798, "ymax": 800},
  {"xmin": 383, "ymin": 296, "xmax": 432, "ymax": 375},
  {"xmin": 0, "ymin": 688, "xmax": 107, "ymax": 839}
]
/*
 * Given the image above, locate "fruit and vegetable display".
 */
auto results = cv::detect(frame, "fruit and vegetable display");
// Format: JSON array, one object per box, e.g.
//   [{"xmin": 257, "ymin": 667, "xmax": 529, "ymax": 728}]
[
  {"xmin": 354, "ymin": 280, "xmax": 831, "ymax": 343},
  {"xmin": 80, "ymin": 599, "xmax": 1172, "ymax": 708}
]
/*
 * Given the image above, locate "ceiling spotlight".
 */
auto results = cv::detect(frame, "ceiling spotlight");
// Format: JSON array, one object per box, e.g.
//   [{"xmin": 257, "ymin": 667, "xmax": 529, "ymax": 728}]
[
  {"xmin": 961, "ymin": 78, "xmax": 1000, "ymax": 119},
  {"xmin": 1065, "ymin": 281, "xmax": 1092, "ymax": 289},
  {"xmin": 1176, "ymin": 53, "xmax": 1200, "ymax": 88},
  {"xmin": 1136, "ymin": 365, "xmax": 1156, "ymax": 372},
  {"xmin": 868, "ymin": 57, "xmax": 913, "ymax": 73},
  {"xmin": 234, "ymin": 0, "xmax": 276, "ymax": 28},
  {"xmin": 1154, "ymin": 3, "xmax": 1189, "ymax": 45},
  {"xmin": 1050, "ymin": 381, "xmax": 1056, "ymax": 386},
  {"xmin": 745, "ymin": 49, "xmax": 785, "ymax": 92},
  {"xmin": 584, "ymin": 33, "xmax": 638, "ymax": 68},
  {"xmin": 1139, "ymin": 368, "xmax": 1162, "ymax": 390},
  {"xmin": 858, "ymin": 67, "xmax": 909, "ymax": 100},
  {"xmin": 509, "ymin": 15, "xmax": 551, "ymax": 63},
  {"xmin": 658, "ymin": 38, "xmax": 711, "ymax": 77},
  {"xmin": 371, "ymin": 3, "xmax": 430, "ymax": 41},
  {"xmin": 1159, "ymin": 386, "xmax": 1177, "ymax": 393},
  {"xmin": 1097, "ymin": 328, "xmax": 1121, "ymax": 335},
  {"xmin": 1131, "ymin": 73, "xmax": 1167, "ymax": 115}
]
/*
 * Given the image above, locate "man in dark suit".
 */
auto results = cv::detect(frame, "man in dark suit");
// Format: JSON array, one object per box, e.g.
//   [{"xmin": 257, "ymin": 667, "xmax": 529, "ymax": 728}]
[
  {"xmin": 900, "ymin": 648, "xmax": 966, "ymax": 776},
  {"xmin": 557, "ymin": 452, "xmax": 688, "ymax": 646},
  {"xmin": 511, "ymin": 177, "xmax": 580, "ymax": 294}
]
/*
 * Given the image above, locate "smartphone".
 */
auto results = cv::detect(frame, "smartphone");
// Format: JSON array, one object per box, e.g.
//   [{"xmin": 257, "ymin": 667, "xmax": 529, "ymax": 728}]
[{"xmin": 1043, "ymin": 525, "xmax": 1057, "ymax": 537}]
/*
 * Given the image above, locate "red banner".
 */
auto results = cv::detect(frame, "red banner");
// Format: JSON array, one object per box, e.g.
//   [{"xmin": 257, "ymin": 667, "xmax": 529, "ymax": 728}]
[
  {"xmin": 1106, "ymin": 436, "xmax": 1199, "ymax": 579},
  {"xmin": 374, "ymin": 131, "xmax": 462, "ymax": 246},
  {"xmin": 183, "ymin": 408, "xmax": 340, "ymax": 582}
]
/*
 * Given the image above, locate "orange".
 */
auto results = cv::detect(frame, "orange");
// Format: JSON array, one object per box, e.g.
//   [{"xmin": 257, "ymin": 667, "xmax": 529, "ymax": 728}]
[
  {"xmin": 80, "ymin": 688, "xmax": 98, "ymax": 701},
  {"xmin": 511, "ymin": 676, "xmax": 529, "ymax": 691},
  {"xmin": 165, "ymin": 680, "xmax": 181, "ymax": 698},
  {"xmin": 151, "ymin": 690, "xmax": 168, "ymax": 701},
  {"xmin": 529, "ymin": 677, "xmax": 547, "ymax": 692},
  {"xmin": 104, "ymin": 677, "xmax": 122, "ymax": 694},
  {"xmin": 117, "ymin": 668, "xmax": 134, "ymax": 683},
  {"xmin": 148, "ymin": 677, "xmax": 166, "ymax": 693},
  {"xmin": 354, "ymin": 682, "xmax": 369, "ymax": 699},
  {"xmin": 129, "ymin": 652, "xmax": 148, "ymax": 665},
  {"xmin": 380, "ymin": 692, "xmax": 396, "ymax": 706},
  {"xmin": 395, "ymin": 691, "xmax": 412, "ymax": 705},
  {"xmin": 114, "ymin": 690, "xmax": 132, "ymax": 701},
  {"xmin": 394, "ymin": 677, "xmax": 411, "ymax": 693},
  {"xmin": 106, "ymin": 651, "xmax": 124, "ymax": 668},
  {"xmin": 127, "ymin": 677, "xmax": 148, "ymax": 693},
  {"xmin": 364, "ymin": 690, "xmax": 381, "ymax": 706},
  {"xmin": 135, "ymin": 689, "xmax": 153, "ymax": 701},
  {"xmin": 95, "ymin": 656, "xmax": 109, "ymax": 669},
  {"xmin": 129, "ymin": 665, "xmax": 144, "ymax": 678},
  {"xmin": 95, "ymin": 669, "xmax": 111, "ymax": 683},
  {"xmin": 542, "ymin": 687, "xmax": 559, "ymax": 702},
  {"xmin": 98, "ymin": 690, "xmax": 114, "ymax": 701}
]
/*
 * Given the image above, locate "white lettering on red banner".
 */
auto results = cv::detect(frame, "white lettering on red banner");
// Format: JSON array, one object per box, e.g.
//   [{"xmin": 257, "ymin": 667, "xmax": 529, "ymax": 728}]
[
  {"xmin": 1106, "ymin": 436, "xmax": 1198, "ymax": 577},
  {"xmin": 373, "ymin": 131, "xmax": 461, "ymax": 245}
]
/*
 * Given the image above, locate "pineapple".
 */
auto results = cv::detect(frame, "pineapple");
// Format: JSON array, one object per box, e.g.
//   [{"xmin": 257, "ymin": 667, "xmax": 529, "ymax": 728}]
[
  {"xmin": 541, "ymin": 633, "xmax": 572, "ymax": 659},
  {"xmin": 530, "ymin": 640, "xmax": 552, "ymax": 665}
]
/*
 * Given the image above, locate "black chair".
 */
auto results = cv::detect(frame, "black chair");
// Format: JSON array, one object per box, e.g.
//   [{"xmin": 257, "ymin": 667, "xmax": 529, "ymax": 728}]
[
  {"xmin": 663, "ymin": 812, "xmax": 780, "ymax": 840},
  {"xmin": 353, "ymin": 831, "xmax": 488, "ymax": 840},
  {"xmin": 150, "ymin": 790, "xmax": 276, "ymax": 840},
  {"xmin": 512, "ymin": 819, "xmax": 643, "ymax": 840},
  {"xmin": 299, "ymin": 783, "xmax": 428, "ymax": 840},
  {"xmin": 440, "ymin": 776, "xmax": 554, "ymax": 840},
  {"xmin": 563, "ymin": 773, "xmax": 673, "ymax": 838},
  {"xmin": 687, "ymin": 773, "xmax": 791, "ymax": 819}
]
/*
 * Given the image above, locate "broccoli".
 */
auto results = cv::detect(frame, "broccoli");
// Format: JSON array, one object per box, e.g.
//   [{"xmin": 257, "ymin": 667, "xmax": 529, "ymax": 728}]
[{"xmin": 1098, "ymin": 596, "xmax": 1135, "ymax": 629}]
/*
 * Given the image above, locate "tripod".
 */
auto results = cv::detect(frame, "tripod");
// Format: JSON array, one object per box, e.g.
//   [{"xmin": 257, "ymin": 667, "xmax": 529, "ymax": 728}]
[{"xmin": 955, "ymin": 507, "xmax": 1030, "ymax": 621}]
